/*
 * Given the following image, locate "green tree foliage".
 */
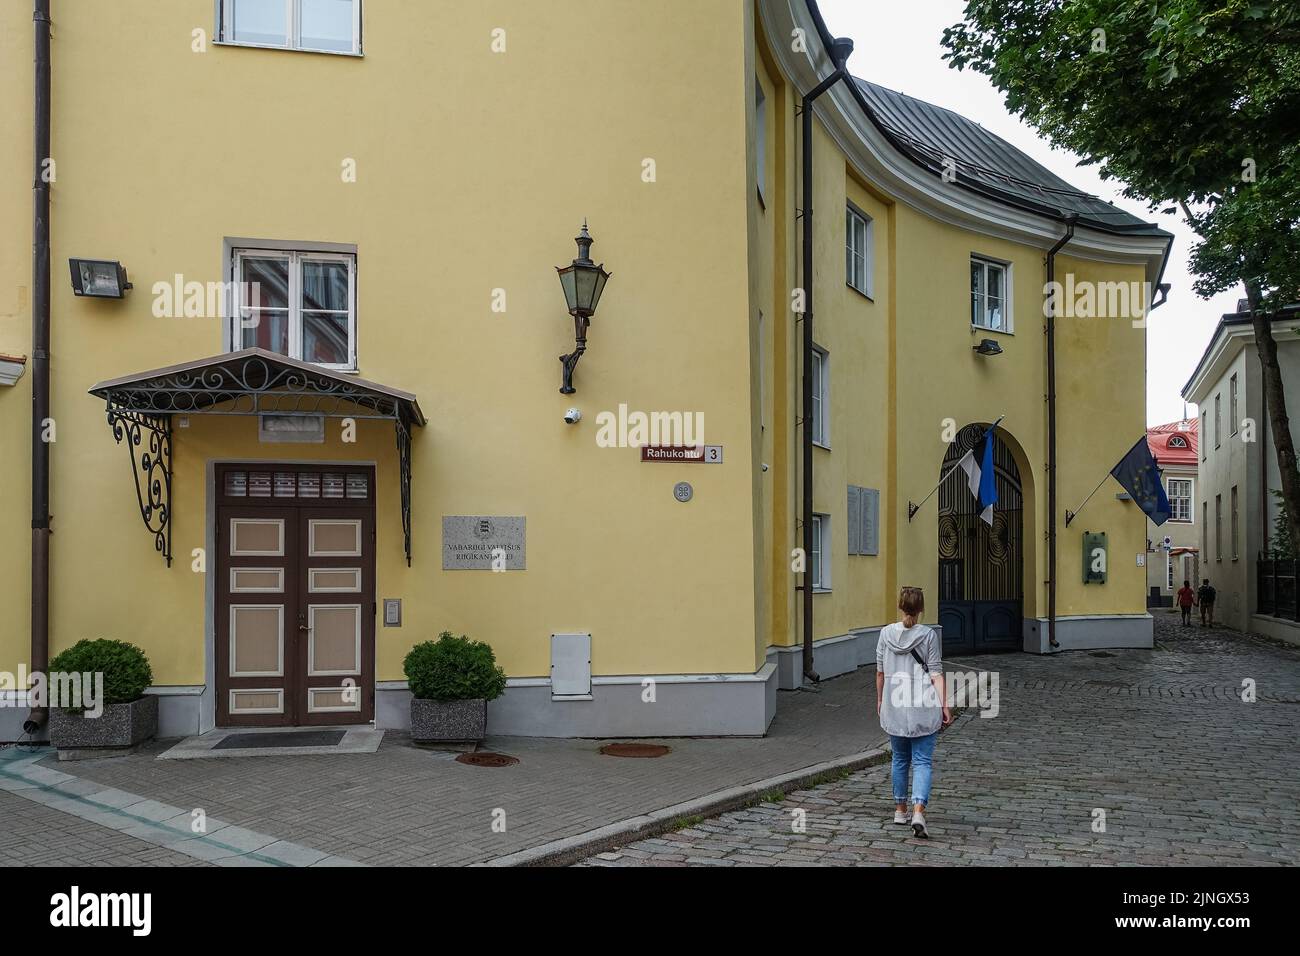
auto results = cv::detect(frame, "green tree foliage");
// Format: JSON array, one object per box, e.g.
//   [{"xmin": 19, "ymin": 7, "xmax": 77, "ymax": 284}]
[{"xmin": 943, "ymin": 1, "xmax": 1300, "ymax": 552}]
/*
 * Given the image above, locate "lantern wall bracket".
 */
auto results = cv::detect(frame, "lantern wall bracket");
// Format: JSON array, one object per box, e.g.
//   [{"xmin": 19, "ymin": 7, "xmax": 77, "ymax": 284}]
[{"xmin": 559, "ymin": 315, "xmax": 590, "ymax": 394}]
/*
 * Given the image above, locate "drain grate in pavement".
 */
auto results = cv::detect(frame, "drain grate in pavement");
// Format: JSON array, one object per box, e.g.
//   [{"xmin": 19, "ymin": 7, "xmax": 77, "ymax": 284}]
[
  {"xmin": 455, "ymin": 752, "xmax": 519, "ymax": 767},
  {"xmin": 600, "ymin": 743, "xmax": 671, "ymax": 758},
  {"xmin": 215, "ymin": 731, "xmax": 346, "ymax": 750}
]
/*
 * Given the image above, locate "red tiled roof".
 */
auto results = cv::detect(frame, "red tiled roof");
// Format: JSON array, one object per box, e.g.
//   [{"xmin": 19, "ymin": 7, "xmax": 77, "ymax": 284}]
[{"xmin": 1147, "ymin": 419, "xmax": 1198, "ymax": 467}]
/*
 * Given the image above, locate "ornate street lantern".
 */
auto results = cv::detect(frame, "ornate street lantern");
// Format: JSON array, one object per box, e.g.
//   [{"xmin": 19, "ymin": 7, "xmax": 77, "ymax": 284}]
[{"xmin": 555, "ymin": 220, "xmax": 611, "ymax": 394}]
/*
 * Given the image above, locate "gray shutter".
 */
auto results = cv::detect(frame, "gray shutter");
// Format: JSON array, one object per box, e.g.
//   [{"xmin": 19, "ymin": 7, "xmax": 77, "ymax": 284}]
[
  {"xmin": 847, "ymin": 486, "xmax": 861, "ymax": 555},
  {"xmin": 861, "ymin": 488, "xmax": 879, "ymax": 556}
]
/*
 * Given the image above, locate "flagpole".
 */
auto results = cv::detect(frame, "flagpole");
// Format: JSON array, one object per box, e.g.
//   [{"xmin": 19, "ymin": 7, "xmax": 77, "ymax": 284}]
[
  {"xmin": 908, "ymin": 415, "xmax": 1005, "ymax": 522},
  {"xmin": 1063, "ymin": 470, "xmax": 1113, "ymax": 528}
]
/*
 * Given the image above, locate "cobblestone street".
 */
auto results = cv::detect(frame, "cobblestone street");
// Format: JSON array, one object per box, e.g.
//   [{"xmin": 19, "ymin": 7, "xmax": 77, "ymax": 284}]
[{"xmin": 581, "ymin": 613, "xmax": 1300, "ymax": 866}]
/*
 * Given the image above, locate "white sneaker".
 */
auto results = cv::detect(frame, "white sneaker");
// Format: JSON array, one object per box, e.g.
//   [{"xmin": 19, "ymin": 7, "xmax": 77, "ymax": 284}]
[
  {"xmin": 911, "ymin": 810, "xmax": 929, "ymax": 838},
  {"xmin": 893, "ymin": 809, "xmax": 909, "ymax": 825}
]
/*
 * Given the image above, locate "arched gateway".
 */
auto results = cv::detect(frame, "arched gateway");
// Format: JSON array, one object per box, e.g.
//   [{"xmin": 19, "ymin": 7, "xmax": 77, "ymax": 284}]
[{"xmin": 937, "ymin": 424, "xmax": 1023, "ymax": 653}]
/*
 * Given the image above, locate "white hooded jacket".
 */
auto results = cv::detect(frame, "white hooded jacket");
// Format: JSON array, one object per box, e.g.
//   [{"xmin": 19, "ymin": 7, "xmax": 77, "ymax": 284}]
[{"xmin": 876, "ymin": 621, "xmax": 943, "ymax": 738}]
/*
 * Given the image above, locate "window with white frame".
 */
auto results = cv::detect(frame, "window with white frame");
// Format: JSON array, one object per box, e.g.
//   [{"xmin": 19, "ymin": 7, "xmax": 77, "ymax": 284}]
[
  {"xmin": 811, "ymin": 513, "xmax": 831, "ymax": 590},
  {"xmin": 846, "ymin": 206, "xmax": 873, "ymax": 296},
  {"xmin": 1230, "ymin": 374, "xmax": 1239, "ymax": 435},
  {"xmin": 233, "ymin": 249, "xmax": 356, "ymax": 370},
  {"xmin": 811, "ymin": 346, "xmax": 829, "ymax": 446},
  {"xmin": 219, "ymin": 0, "xmax": 362, "ymax": 55},
  {"xmin": 755, "ymin": 77, "xmax": 767, "ymax": 205},
  {"xmin": 970, "ymin": 256, "xmax": 1009, "ymax": 332},
  {"xmin": 1167, "ymin": 478, "xmax": 1193, "ymax": 522},
  {"xmin": 1166, "ymin": 554, "xmax": 1174, "ymax": 591}
]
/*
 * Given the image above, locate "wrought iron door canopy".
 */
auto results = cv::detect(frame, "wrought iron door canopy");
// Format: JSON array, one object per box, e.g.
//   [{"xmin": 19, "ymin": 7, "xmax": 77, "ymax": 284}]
[{"xmin": 90, "ymin": 349, "xmax": 426, "ymax": 566}]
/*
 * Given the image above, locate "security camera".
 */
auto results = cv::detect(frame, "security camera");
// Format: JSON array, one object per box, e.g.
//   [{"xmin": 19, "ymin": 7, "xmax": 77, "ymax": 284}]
[{"xmin": 563, "ymin": 408, "xmax": 582, "ymax": 424}]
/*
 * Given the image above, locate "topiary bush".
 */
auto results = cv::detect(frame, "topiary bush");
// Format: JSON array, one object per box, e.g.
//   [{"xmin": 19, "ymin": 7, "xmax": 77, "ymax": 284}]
[
  {"xmin": 47, "ymin": 638, "xmax": 153, "ymax": 709},
  {"xmin": 403, "ymin": 632, "xmax": 507, "ymax": 702}
]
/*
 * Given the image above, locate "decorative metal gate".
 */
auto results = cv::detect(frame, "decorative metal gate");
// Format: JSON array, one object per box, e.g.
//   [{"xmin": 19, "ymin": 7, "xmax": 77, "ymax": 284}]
[{"xmin": 937, "ymin": 425, "xmax": 1023, "ymax": 654}]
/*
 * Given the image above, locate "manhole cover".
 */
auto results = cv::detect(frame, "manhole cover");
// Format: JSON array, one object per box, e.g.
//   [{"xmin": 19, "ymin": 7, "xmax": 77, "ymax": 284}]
[
  {"xmin": 600, "ymin": 743, "xmax": 671, "ymax": 758},
  {"xmin": 455, "ymin": 752, "xmax": 518, "ymax": 767}
]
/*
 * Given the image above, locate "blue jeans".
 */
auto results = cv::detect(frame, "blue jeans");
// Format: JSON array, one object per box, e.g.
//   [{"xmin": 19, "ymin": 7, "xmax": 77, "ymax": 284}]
[{"xmin": 890, "ymin": 732, "xmax": 938, "ymax": 807}]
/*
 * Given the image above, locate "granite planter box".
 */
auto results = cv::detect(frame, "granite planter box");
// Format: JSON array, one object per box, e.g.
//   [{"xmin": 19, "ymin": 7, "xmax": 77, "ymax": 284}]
[
  {"xmin": 49, "ymin": 695, "xmax": 158, "ymax": 758},
  {"xmin": 411, "ymin": 698, "xmax": 487, "ymax": 744}
]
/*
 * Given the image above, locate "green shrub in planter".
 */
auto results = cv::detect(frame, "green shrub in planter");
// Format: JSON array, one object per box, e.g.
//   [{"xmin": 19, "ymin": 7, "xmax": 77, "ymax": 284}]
[
  {"xmin": 403, "ymin": 632, "xmax": 506, "ymax": 702},
  {"xmin": 48, "ymin": 639, "xmax": 153, "ymax": 711}
]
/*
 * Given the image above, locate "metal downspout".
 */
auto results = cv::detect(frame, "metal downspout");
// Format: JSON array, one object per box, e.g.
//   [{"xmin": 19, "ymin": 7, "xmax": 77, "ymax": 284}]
[
  {"xmin": 1045, "ymin": 216, "xmax": 1077, "ymax": 653},
  {"xmin": 800, "ymin": 36, "xmax": 854, "ymax": 685},
  {"xmin": 25, "ymin": 0, "xmax": 52, "ymax": 735}
]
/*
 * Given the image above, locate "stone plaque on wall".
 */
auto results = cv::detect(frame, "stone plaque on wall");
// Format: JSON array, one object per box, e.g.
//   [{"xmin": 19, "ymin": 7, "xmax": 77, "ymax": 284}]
[{"xmin": 442, "ymin": 516, "xmax": 526, "ymax": 570}]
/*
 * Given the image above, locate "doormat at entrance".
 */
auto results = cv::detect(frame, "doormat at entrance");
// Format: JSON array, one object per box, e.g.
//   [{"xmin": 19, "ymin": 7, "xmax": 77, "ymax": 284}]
[
  {"xmin": 158, "ymin": 727, "xmax": 384, "ymax": 760},
  {"xmin": 215, "ymin": 731, "xmax": 346, "ymax": 750}
]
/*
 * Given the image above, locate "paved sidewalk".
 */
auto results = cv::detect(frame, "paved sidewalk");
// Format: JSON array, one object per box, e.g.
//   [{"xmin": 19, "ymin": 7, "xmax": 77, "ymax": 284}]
[
  {"xmin": 1, "ymin": 666, "xmax": 886, "ymax": 867},
  {"xmin": 580, "ymin": 614, "xmax": 1300, "ymax": 866}
]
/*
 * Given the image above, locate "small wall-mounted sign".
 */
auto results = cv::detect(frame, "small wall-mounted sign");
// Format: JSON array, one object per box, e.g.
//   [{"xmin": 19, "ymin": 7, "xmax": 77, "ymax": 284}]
[
  {"xmin": 640, "ymin": 445, "xmax": 723, "ymax": 463},
  {"xmin": 383, "ymin": 598, "xmax": 402, "ymax": 627}
]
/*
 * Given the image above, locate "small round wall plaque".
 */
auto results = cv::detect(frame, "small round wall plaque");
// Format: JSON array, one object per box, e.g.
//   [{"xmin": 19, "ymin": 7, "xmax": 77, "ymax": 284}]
[{"xmin": 673, "ymin": 481, "xmax": 693, "ymax": 502}]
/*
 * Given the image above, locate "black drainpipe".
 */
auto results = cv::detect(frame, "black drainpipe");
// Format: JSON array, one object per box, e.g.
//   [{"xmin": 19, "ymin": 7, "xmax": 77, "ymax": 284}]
[
  {"xmin": 26, "ymin": 0, "xmax": 52, "ymax": 735},
  {"xmin": 800, "ymin": 36, "xmax": 854, "ymax": 685},
  {"xmin": 1044, "ymin": 215, "xmax": 1077, "ymax": 653}
]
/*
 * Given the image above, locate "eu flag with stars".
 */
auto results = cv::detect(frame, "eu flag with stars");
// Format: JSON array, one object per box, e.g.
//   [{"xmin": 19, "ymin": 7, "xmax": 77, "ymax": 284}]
[{"xmin": 1110, "ymin": 436, "xmax": 1172, "ymax": 526}]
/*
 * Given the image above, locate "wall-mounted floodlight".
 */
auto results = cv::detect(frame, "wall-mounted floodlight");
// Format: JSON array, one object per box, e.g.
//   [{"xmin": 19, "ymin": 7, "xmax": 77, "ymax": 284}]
[
  {"xmin": 69, "ymin": 259, "xmax": 132, "ymax": 298},
  {"xmin": 973, "ymin": 338, "xmax": 1003, "ymax": 356}
]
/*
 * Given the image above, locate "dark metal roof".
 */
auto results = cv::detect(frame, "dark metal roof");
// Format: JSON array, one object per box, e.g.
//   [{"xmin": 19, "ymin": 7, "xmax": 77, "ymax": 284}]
[
  {"xmin": 854, "ymin": 79, "xmax": 1168, "ymax": 237},
  {"xmin": 801, "ymin": 0, "xmax": 1168, "ymax": 237}
]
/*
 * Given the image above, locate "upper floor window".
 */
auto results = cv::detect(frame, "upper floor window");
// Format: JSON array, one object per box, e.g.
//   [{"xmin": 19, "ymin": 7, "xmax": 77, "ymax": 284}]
[
  {"xmin": 846, "ymin": 206, "xmax": 873, "ymax": 297},
  {"xmin": 1201, "ymin": 411, "xmax": 1207, "ymax": 460},
  {"xmin": 1230, "ymin": 374, "xmax": 1239, "ymax": 435},
  {"xmin": 219, "ymin": 0, "xmax": 362, "ymax": 55},
  {"xmin": 1167, "ymin": 478, "xmax": 1192, "ymax": 522},
  {"xmin": 233, "ymin": 249, "xmax": 356, "ymax": 370},
  {"xmin": 811, "ymin": 345, "xmax": 829, "ymax": 447},
  {"xmin": 754, "ymin": 78, "xmax": 767, "ymax": 206},
  {"xmin": 970, "ymin": 256, "xmax": 1009, "ymax": 332},
  {"xmin": 1168, "ymin": 435, "xmax": 1188, "ymax": 449},
  {"xmin": 1214, "ymin": 393, "xmax": 1221, "ymax": 448}
]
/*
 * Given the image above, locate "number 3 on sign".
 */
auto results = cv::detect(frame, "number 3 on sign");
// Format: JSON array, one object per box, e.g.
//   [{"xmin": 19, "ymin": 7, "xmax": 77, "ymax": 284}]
[{"xmin": 704, "ymin": 445, "xmax": 723, "ymax": 463}]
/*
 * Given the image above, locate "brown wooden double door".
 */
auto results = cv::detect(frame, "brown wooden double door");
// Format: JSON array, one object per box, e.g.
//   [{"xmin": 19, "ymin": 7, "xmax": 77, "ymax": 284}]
[{"xmin": 215, "ymin": 464, "xmax": 375, "ymax": 727}]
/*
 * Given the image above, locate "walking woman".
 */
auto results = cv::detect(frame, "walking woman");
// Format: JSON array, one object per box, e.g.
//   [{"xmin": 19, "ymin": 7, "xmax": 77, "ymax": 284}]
[{"xmin": 876, "ymin": 586, "xmax": 952, "ymax": 838}]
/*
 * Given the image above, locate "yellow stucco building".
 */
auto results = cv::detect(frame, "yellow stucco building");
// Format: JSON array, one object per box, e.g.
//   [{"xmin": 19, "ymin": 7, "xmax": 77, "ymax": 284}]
[{"xmin": 1, "ymin": 0, "xmax": 1170, "ymax": 741}]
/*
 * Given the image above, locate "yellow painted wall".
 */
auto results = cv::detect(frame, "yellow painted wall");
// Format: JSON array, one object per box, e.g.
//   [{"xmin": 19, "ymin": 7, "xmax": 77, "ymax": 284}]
[
  {"xmin": 750, "ymin": 11, "xmax": 1151, "ymax": 651},
  {"xmin": 0, "ymin": 0, "xmax": 764, "ymax": 686}
]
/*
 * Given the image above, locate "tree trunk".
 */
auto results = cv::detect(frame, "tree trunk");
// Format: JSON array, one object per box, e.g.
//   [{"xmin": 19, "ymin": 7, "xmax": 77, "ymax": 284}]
[{"xmin": 1247, "ymin": 283, "xmax": 1300, "ymax": 560}]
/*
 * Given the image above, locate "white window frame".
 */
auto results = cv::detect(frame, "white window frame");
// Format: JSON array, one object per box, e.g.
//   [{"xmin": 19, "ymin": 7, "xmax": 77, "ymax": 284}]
[
  {"xmin": 1167, "ymin": 477, "xmax": 1193, "ymax": 523},
  {"xmin": 1230, "ymin": 374, "xmax": 1239, "ymax": 436},
  {"xmin": 811, "ymin": 345, "xmax": 829, "ymax": 448},
  {"xmin": 970, "ymin": 255, "xmax": 1012, "ymax": 333},
  {"xmin": 846, "ymin": 205, "xmax": 873, "ymax": 297},
  {"xmin": 811, "ymin": 513, "xmax": 831, "ymax": 591},
  {"xmin": 230, "ymin": 248, "xmax": 357, "ymax": 371},
  {"xmin": 217, "ymin": 0, "xmax": 363, "ymax": 56},
  {"xmin": 754, "ymin": 77, "xmax": 767, "ymax": 206},
  {"xmin": 1166, "ymin": 553, "xmax": 1174, "ymax": 592}
]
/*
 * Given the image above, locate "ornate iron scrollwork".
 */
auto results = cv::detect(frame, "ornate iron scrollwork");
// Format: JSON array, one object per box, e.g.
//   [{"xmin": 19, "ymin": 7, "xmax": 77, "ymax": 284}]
[
  {"xmin": 106, "ymin": 402, "xmax": 172, "ymax": 566},
  {"xmin": 396, "ymin": 414, "xmax": 413, "ymax": 566}
]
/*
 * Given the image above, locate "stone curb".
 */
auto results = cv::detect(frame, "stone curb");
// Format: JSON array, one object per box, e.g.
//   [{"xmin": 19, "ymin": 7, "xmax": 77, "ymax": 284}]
[{"xmin": 477, "ymin": 746, "xmax": 893, "ymax": 868}]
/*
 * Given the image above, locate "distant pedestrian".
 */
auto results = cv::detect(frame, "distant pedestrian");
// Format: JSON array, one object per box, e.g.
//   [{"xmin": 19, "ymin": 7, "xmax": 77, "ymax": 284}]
[
  {"xmin": 1176, "ymin": 580, "xmax": 1196, "ymax": 626},
  {"xmin": 876, "ymin": 586, "xmax": 952, "ymax": 839},
  {"xmin": 1198, "ymin": 578, "xmax": 1217, "ymax": 626}
]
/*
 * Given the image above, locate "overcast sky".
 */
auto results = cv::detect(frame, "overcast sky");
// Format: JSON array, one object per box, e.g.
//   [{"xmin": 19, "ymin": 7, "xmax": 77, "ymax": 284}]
[{"xmin": 818, "ymin": 0, "xmax": 1241, "ymax": 427}]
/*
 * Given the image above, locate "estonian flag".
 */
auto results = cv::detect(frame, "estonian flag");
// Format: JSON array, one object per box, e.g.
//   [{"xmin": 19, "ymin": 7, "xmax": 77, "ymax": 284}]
[
  {"xmin": 1110, "ymin": 436, "xmax": 1172, "ymax": 526},
  {"xmin": 958, "ymin": 428, "xmax": 999, "ymax": 526}
]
